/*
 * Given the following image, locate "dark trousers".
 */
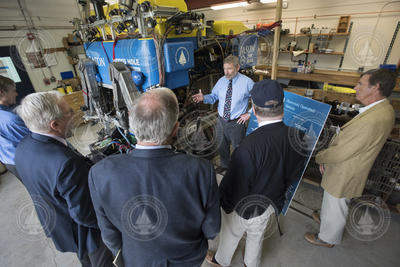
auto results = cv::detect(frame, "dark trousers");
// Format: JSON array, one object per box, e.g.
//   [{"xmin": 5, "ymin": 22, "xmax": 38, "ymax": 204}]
[
  {"xmin": 4, "ymin": 164, "xmax": 22, "ymax": 181},
  {"xmin": 80, "ymin": 240, "xmax": 114, "ymax": 267},
  {"xmin": 216, "ymin": 116, "xmax": 246, "ymax": 168}
]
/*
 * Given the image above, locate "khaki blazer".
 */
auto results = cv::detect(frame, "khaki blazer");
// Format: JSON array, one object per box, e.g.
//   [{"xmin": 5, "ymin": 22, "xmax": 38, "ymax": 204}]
[{"xmin": 316, "ymin": 99, "xmax": 395, "ymax": 199}]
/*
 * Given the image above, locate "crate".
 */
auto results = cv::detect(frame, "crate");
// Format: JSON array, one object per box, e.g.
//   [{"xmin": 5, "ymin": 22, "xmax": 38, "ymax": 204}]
[
  {"xmin": 305, "ymin": 129, "xmax": 400, "ymax": 201},
  {"xmin": 337, "ymin": 16, "xmax": 351, "ymax": 34},
  {"xmin": 364, "ymin": 139, "xmax": 400, "ymax": 198}
]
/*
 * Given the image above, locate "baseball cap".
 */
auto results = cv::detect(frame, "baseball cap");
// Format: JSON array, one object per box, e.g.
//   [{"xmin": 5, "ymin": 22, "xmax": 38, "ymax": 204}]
[{"xmin": 250, "ymin": 79, "xmax": 284, "ymax": 108}]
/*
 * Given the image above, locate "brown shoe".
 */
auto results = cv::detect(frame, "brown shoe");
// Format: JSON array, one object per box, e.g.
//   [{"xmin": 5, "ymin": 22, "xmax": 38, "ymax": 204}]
[
  {"xmin": 304, "ymin": 233, "xmax": 334, "ymax": 248},
  {"xmin": 311, "ymin": 211, "xmax": 321, "ymax": 224},
  {"xmin": 205, "ymin": 250, "xmax": 227, "ymax": 267}
]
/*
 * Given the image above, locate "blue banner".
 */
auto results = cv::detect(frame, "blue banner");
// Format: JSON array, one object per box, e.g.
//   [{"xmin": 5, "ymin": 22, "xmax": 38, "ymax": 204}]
[{"xmin": 232, "ymin": 35, "xmax": 258, "ymax": 69}]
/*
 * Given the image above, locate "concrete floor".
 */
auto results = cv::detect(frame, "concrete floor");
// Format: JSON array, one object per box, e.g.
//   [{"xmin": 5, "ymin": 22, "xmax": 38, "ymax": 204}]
[
  {"xmin": 1, "ymin": 170, "xmax": 399, "ymax": 267},
  {"xmin": 1, "ymin": 123, "xmax": 399, "ymax": 266}
]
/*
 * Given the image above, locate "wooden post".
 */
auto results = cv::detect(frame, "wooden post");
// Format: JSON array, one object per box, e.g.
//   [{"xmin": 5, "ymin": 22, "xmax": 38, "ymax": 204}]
[{"xmin": 271, "ymin": 0, "xmax": 283, "ymax": 80}]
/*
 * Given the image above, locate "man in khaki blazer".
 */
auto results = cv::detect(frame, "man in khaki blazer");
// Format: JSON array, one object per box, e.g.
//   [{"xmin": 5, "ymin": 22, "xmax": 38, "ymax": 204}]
[{"xmin": 305, "ymin": 68, "xmax": 396, "ymax": 247}]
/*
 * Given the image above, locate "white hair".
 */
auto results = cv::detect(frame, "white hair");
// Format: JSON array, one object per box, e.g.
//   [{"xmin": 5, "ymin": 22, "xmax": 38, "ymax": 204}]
[
  {"xmin": 129, "ymin": 87, "xmax": 178, "ymax": 144},
  {"xmin": 16, "ymin": 91, "xmax": 64, "ymax": 132}
]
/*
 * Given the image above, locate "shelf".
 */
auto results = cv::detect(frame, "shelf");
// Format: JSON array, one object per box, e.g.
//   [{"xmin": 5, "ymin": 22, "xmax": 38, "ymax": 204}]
[
  {"xmin": 280, "ymin": 51, "xmax": 344, "ymax": 55},
  {"xmin": 254, "ymin": 66, "xmax": 400, "ymax": 92},
  {"xmin": 283, "ymin": 32, "xmax": 349, "ymax": 37}
]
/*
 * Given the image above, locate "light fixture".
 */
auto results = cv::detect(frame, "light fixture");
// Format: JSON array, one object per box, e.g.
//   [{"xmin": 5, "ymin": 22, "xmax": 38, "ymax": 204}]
[
  {"xmin": 260, "ymin": 0, "xmax": 277, "ymax": 3},
  {"xmin": 211, "ymin": 1, "xmax": 249, "ymax": 10}
]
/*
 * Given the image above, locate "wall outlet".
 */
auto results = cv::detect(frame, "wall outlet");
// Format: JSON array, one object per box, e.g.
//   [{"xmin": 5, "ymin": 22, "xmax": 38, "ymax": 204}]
[{"xmin": 283, "ymin": 1, "xmax": 288, "ymax": 9}]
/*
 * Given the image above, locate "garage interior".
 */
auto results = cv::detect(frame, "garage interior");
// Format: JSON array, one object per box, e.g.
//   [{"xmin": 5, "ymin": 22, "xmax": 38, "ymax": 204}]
[{"xmin": 0, "ymin": 0, "xmax": 399, "ymax": 266}]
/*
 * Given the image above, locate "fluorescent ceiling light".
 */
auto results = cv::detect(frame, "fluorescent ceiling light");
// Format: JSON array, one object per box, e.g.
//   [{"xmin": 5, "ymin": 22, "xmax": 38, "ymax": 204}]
[
  {"xmin": 260, "ymin": 0, "xmax": 277, "ymax": 3},
  {"xmin": 211, "ymin": 1, "xmax": 249, "ymax": 10}
]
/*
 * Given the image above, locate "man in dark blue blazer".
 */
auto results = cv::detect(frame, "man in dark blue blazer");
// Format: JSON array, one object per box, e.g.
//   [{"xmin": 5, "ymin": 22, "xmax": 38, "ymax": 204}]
[
  {"xmin": 15, "ymin": 91, "xmax": 113, "ymax": 267},
  {"xmin": 89, "ymin": 88, "xmax": 221, "ymax": 266}
]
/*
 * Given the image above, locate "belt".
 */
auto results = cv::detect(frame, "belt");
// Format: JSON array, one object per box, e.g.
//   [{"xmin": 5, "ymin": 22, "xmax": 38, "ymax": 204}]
[{"xmin": 219, "ymin": 115, "xmax": 239, "ymax": 123}]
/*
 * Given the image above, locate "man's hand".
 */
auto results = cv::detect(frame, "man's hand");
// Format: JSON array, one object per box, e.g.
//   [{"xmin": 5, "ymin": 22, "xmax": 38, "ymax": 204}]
[
  {"xmin": 319, "ymin": 164, "xmax": 325, "ymax": 175},
  {"xmin": 237, "ymin": 113, "xmax": 251, "ymax": 124},
  {"xmin": 192, "ymin": 90, "xmax": 204, "ymax": 103}
]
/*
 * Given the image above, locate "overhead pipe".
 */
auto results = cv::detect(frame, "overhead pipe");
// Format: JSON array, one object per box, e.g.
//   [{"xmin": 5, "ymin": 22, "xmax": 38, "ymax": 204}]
[
  {"xmin": 242, "ymin": 9, "xmax": 400, "ymax": 23},
  {"xmin": 0, "ymin": 25, "xmax": 74, "ymax": 31}
]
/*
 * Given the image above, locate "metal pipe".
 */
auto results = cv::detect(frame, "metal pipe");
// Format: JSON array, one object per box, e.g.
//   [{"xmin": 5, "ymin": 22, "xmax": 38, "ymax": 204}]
[
  {"xmin": 271, "ymin": 0, "xmax": 282, "ymax": 80},
  {"xmin": 365, "ymin": 1, "xmax": 400, "ymax": 67},
  {"xmin": 0, "ymin": 26, "xmax": 74, "ymax": 30},
  {"xmin": 0, "ymin": 36, "xmax": 26, "ymax": 39},
  {"xmin": 91, "ymin": 0, "xmax": 106, "ymax": 21},
  {"xmin": 242, "ymin": 9, "xmax": 400, "ymax": 23},
  {"xmin": 383, "ymin": 21, "xmax": 400, "ymax": 64},
  {"xmin": 119, "ymin": 0, "xmax": 134, "ymax": 10}
]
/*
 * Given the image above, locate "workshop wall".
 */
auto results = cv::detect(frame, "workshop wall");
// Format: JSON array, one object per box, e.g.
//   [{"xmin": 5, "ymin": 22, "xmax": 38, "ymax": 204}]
[
  {"xmin": 201, "ymin": 0, "xmax": 400, "ymax": 72},
  {"xmin": 0, "ymin": 0, "xmax": 79, "ymax": 92},
  {"xmin": 0, "ymin": 0, "xmax": 398, "ymax": 92}
]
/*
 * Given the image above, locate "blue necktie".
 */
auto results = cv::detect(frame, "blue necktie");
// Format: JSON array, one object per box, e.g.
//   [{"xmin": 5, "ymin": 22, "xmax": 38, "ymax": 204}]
[{"xmin": 223, "ymin": 79, "xmax": 233, "ymax": 121}]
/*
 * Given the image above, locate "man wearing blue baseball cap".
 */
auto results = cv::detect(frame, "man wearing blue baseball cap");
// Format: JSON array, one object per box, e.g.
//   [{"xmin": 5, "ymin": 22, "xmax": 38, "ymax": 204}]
[{"xmin": 206, "ymin": 80, "xmax": 305, "ymax": 267}]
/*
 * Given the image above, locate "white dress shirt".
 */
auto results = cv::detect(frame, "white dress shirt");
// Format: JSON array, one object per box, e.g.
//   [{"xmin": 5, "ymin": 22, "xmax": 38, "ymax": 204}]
[
  {"xmin": 135, "ymin": 144, "xmax": 171, "ymax": 150},
  {"xmin": 358, "ymin": 99, "xmax": 385, "ymax": 114},
  {"xmin": 258, "ymin": 119, "xmax": 283, "ymax": 128},
  {"xmin": 32, "ymin": 131, "xmax": 68, "ymax": 146}
]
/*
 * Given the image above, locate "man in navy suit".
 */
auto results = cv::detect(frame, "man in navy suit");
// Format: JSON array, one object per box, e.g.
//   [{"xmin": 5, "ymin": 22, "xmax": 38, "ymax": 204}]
[
  {"xmin": 15, "ymin": 91, "xmax": 113, "ymax": 267},
  {"xmin": 89, "ymin": 87, "xmax": 221, "ymax": 266}
]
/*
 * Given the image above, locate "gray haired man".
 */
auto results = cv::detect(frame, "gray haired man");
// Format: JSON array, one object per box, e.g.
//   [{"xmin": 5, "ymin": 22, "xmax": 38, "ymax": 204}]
[
  {"xmin": 15, "ymin": 91, "xmax": 113, "ymax": 266},
  {"xmin": 89, "ymin": 88, "xmax": 221, "ymax": 266}
]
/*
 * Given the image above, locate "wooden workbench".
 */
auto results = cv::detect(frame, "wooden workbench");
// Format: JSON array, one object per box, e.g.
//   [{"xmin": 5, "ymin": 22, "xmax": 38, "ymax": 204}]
[
  {"xmin": 284, "ymin": 88, "xmax": 359, "ymax": 104},
  {"xmin": 257, "ymin": 66, "xmax": 400, "ymax": 92}
]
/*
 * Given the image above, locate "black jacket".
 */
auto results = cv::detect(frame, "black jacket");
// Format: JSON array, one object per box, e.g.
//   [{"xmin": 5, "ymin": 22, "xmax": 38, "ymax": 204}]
[{"xmin": 219, "ymin": 122, "xmax": 306, "ymax": 218}]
